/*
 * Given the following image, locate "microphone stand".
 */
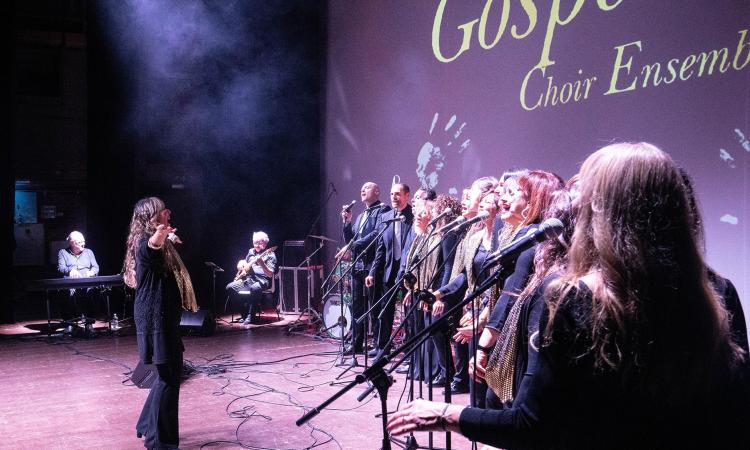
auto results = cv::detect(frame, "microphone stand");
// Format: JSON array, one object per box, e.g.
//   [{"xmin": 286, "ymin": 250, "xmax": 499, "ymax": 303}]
[
  {"xmin": 328, "ymin": 219, "xmax": 391, "ymax": 379},
  {"xmin": 307, "ymin": 183, "xmax": 336, "ymax": 237},
  {"xmin": 320, "ymin": 207, "xmax": 386, "ymax": 300},
  {"xmin": 363, "ymin": 230, "xmax": 445, "ymax": 381},
  {"xmin": 204, "ymin": 261, "xmax": 224, "ymax": 315},
  {"xmin": 286, "ymin": 184, "xmax": 336, "ymax": 334},
  {"xmin": 327, "ymin": 205, "xmax": 386, "ymax": 380},
  {"xmin": 375, "ymin": 227, "xmax": 463, "ymax": 450},
  {"xmin": 295, "ymin": 255, "xmax": 509, "ymax": 449},
  {"xmin": 362, "ymin": 226, "xmax": 456, "ymax": 339}
]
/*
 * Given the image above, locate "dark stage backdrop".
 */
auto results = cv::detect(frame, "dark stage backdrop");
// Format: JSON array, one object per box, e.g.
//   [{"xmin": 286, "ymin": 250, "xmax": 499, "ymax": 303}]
[{"xmin": 323, "ymin": 1, "xmax": 750, "ymax": 321}]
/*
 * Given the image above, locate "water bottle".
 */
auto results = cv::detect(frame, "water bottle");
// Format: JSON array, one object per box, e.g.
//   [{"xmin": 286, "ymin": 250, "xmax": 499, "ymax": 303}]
[{"xmin": 111, "ymin": 314, "xmax": 120, "ymax": 331}]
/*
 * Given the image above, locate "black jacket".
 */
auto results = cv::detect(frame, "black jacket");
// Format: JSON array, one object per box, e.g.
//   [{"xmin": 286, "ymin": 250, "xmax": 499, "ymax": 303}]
[
  {"xmin": 343, "ymin": 201, "xmax": 391, "ymax": 271},
  {"xmin": 369, "ymin": 204, "xmax": 414, "ymax": 284}
]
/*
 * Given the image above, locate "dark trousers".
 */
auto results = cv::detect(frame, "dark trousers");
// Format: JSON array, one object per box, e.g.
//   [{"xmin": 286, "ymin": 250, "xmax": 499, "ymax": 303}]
[
  {"xmin": 137, "ymin": 358, "xmax": 182, "ymax": 449},
  {"xmin": 430, "ymin": 310, "xmax": 456, "ymax": 382},
  {"xmin": 225, "ymin": 279, "xmax": 263, "ymax": 318},
  {"xmin": 412, "ymin": 309, "xmax": 440, "ymax": 381},
  {"xmin": 373, "ymin": 280, "xmax": 398, "ymax": 350},
  {"xmin": 452, "ymin": 339, "xmax": 469, "ymax": 386},
  {"xmin": 62, "ymin": 288, "xmax": 100, "ymax": 320},
  {"xmin": 468, "ymin": 339, "xmax": 487, "ymax": 408},
  {"xmin": 349, "ymin": 272, "xmax": 368, "ymax": 350},
  {"xmin": 432, "ymin": 312, "xmax": 469, "ymax": 386}
]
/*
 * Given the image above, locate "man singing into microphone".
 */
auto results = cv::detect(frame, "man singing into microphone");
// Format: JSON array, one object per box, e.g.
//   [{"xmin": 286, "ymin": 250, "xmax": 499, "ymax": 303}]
[
  {"xmin": 366, "ymin": 183, "xmax": 413, "ymax": 358},
  {"xmin": 338, "ymin": 182, "xmax": 391, "ymax": 354}
]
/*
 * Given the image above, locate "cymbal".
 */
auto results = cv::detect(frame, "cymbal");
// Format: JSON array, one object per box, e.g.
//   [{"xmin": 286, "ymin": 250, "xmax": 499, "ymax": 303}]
[{"xmin": 308, "ymin": 234, "xmax": 336, "ymax": 242}]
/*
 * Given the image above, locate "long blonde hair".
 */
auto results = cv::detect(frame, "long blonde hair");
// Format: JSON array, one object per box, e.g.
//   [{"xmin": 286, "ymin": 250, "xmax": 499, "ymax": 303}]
[
  {"xmin": 122, "ymin": 197, "xmax": 165, "ymax": 288},
  {"xmin": 547, "ymin": 143, "xmax": 741, "ymax": 394}
]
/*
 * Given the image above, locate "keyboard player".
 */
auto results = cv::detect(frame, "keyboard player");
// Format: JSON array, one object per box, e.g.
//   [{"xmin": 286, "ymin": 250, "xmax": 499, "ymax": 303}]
[{"xmin": 57, "ymin": 230, "xmax": 100, "ymax": 319}]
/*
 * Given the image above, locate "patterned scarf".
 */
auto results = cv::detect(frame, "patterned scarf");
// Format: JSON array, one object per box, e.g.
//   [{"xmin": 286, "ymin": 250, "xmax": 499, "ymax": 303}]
[
  {"xmin": 404, "ymin": 232, "xmax": 441, "ymax": 291},
  {"xmin": 485, "ymin": 294, "xmax": 527, "ymax": 402},
  {"xmin": 485, "ymin": 223, "xmax": 532, "ymax": 402},
  {"xmin": 164, "ymin": 240, "xmax": 198, "ymax": 312}
]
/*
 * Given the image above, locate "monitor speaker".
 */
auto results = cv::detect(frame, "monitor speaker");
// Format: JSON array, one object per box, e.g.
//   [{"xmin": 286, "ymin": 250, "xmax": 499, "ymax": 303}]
[{"xmin": 180, "ymin": 309, "xmax": 215, "ymax": 336}]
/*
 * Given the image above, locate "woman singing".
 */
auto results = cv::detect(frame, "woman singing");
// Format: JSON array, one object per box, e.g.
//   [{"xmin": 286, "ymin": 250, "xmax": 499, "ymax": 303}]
[
  {"xmin": 398, "ymin": 195, "xmax": 460, "ymax": 383},
  {"xmin": 123, "ymin": 197, "xmax": 198, "ymax": 450}
]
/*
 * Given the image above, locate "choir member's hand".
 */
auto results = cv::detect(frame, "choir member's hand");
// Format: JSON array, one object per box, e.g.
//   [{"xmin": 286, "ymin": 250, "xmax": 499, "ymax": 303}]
[
  {"xmin": 150, "ymin": 224, "xmax": 175, "ymax": 249},
  {"xmin": 468, "ymin": 351, "xmax": 488, "ymax": 382},
  {"xmin": 86, "ymin": 269, "xmax": 96, "ymax": 277},
  {"xmin": 69, "ymin": 269, "xmax": 82, "ymax": 278},
  {"xmin": 335, "ymin": 244, "xmax": 350, "ymax": 260},
  {"xmin": 365, "ymin": 275, "xmax": 375, "ymax": 288},
  {"xmin": 403, "ymin": 291, "xmax": 412, "ymax": 307},
  {"xmin": 453, "ymin": 323, "xmax": 475, "ymax": 344},
  {"xmin": 430, "ymin": 299, "xmax": 445, "ymax": 315},
  {"xmin": 387, "ymin": 400, "xmax": 462, "ymax": 436}
]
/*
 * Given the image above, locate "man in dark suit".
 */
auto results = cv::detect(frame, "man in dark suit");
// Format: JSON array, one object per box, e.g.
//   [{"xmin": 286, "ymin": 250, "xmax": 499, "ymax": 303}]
[
  {"xmin": 366, "ymin": 183, "xmax": 413, "ymax": 357},
  {"xmin": 338, "ymin": 182, "xmax": 391, "ymax": 354}
]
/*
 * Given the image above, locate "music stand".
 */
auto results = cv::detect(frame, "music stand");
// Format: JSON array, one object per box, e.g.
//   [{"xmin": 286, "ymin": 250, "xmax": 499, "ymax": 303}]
[{"xmin": 204, "ymin": 261, "xmax": 224, "ymax": 313}]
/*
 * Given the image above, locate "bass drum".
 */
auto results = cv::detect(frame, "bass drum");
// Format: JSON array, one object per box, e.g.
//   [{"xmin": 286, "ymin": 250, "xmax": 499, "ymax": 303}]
[{"xmin": 322, "ymin": 295, "xmax": 352, "ymax": 339}]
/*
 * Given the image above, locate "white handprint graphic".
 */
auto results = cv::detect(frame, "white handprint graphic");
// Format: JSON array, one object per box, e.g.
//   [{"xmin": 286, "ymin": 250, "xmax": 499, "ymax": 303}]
[{"xmin": 416, "ymin": 113, "xmax": 471, "ymax": 189}]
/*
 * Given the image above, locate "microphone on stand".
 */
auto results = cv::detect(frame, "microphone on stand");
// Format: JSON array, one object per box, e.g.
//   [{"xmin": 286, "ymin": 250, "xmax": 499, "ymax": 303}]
[
  {"xmin": 428, "ymin": 207, "xmax": 453, "ymax": 227},
  {"xmin": 486, "ymin": 218, "xmax": 564, "ymax": 267},
  {"xmin": 382, "ymin": 215, "xmax": 405, "ymax": 224},
  {"xmin": 437, "ymin": 211, "xmax": 489, "ymax": 234},
  {"xmin": 435, "ymin": 216, "xmax": 466, "ymax": 234}
]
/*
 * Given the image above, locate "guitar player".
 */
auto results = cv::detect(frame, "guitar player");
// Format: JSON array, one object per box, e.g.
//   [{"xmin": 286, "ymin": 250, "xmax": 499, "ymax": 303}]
[{"xmin": 225, "ymin": 231, "xmax": 278, "ymax": 325}]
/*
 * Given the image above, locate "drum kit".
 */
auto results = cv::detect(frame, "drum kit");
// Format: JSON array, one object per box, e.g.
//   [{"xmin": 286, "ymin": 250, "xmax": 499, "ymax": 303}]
[
  {"xmin": 303, "ymin": 234, "xmax": 353, "ymax": 339},
  {"xmin": 321, "ymin": 260, "xmax": 352, "ymax": 338}
]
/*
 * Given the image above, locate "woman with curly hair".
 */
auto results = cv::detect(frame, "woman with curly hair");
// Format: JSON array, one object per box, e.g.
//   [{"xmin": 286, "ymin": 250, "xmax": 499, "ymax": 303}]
[{"xmin": 123, "ymin": 197, "xmax": 197, "ymax": 450}]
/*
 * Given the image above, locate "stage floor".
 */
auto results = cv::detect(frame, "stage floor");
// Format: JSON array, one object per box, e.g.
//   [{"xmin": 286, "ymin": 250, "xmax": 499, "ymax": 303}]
[{"xmin": 0, "ymin": 314, "xmax": 476, "ymax": 449}]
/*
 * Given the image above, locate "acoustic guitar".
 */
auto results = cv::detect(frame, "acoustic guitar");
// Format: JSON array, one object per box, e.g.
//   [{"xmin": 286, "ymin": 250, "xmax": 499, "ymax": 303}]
[{"xmin": 233, "ymin": 246, "xmax": 277, "ymax": 281}]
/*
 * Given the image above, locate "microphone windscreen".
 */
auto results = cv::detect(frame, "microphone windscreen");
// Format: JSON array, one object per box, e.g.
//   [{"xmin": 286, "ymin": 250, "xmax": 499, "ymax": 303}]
[{"xmin": 540, "ymin": 218, "xmax": 564, "ymax": 238}]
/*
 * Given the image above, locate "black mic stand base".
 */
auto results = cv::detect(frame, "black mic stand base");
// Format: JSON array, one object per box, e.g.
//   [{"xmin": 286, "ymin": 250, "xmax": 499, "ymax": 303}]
[{"xmin": 331, "ymin": 355, "xmax": 360, "ymax": 386}]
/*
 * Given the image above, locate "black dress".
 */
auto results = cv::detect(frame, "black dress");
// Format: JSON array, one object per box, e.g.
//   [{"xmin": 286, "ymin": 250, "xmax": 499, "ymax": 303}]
[
  {"xmin": 459, "ymin": 282, "xmax": 750, "ymax": 449},
  {"xmin": 134, "ymin": 237, "xmax": 183, "ymax": 449}
]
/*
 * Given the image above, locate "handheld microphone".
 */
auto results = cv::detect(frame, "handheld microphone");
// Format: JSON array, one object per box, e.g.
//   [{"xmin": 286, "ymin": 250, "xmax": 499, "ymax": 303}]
[
  {"xmin": 428, "ymin": 207, "xmax": 453, "ymax": 227},
  {"xmin": 486, "ymin": 218, "xmax": 564, "ymax": 267},
  {"xmin": 342, "ymin": 200, "xmax": 356, "ymax": 212}
]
